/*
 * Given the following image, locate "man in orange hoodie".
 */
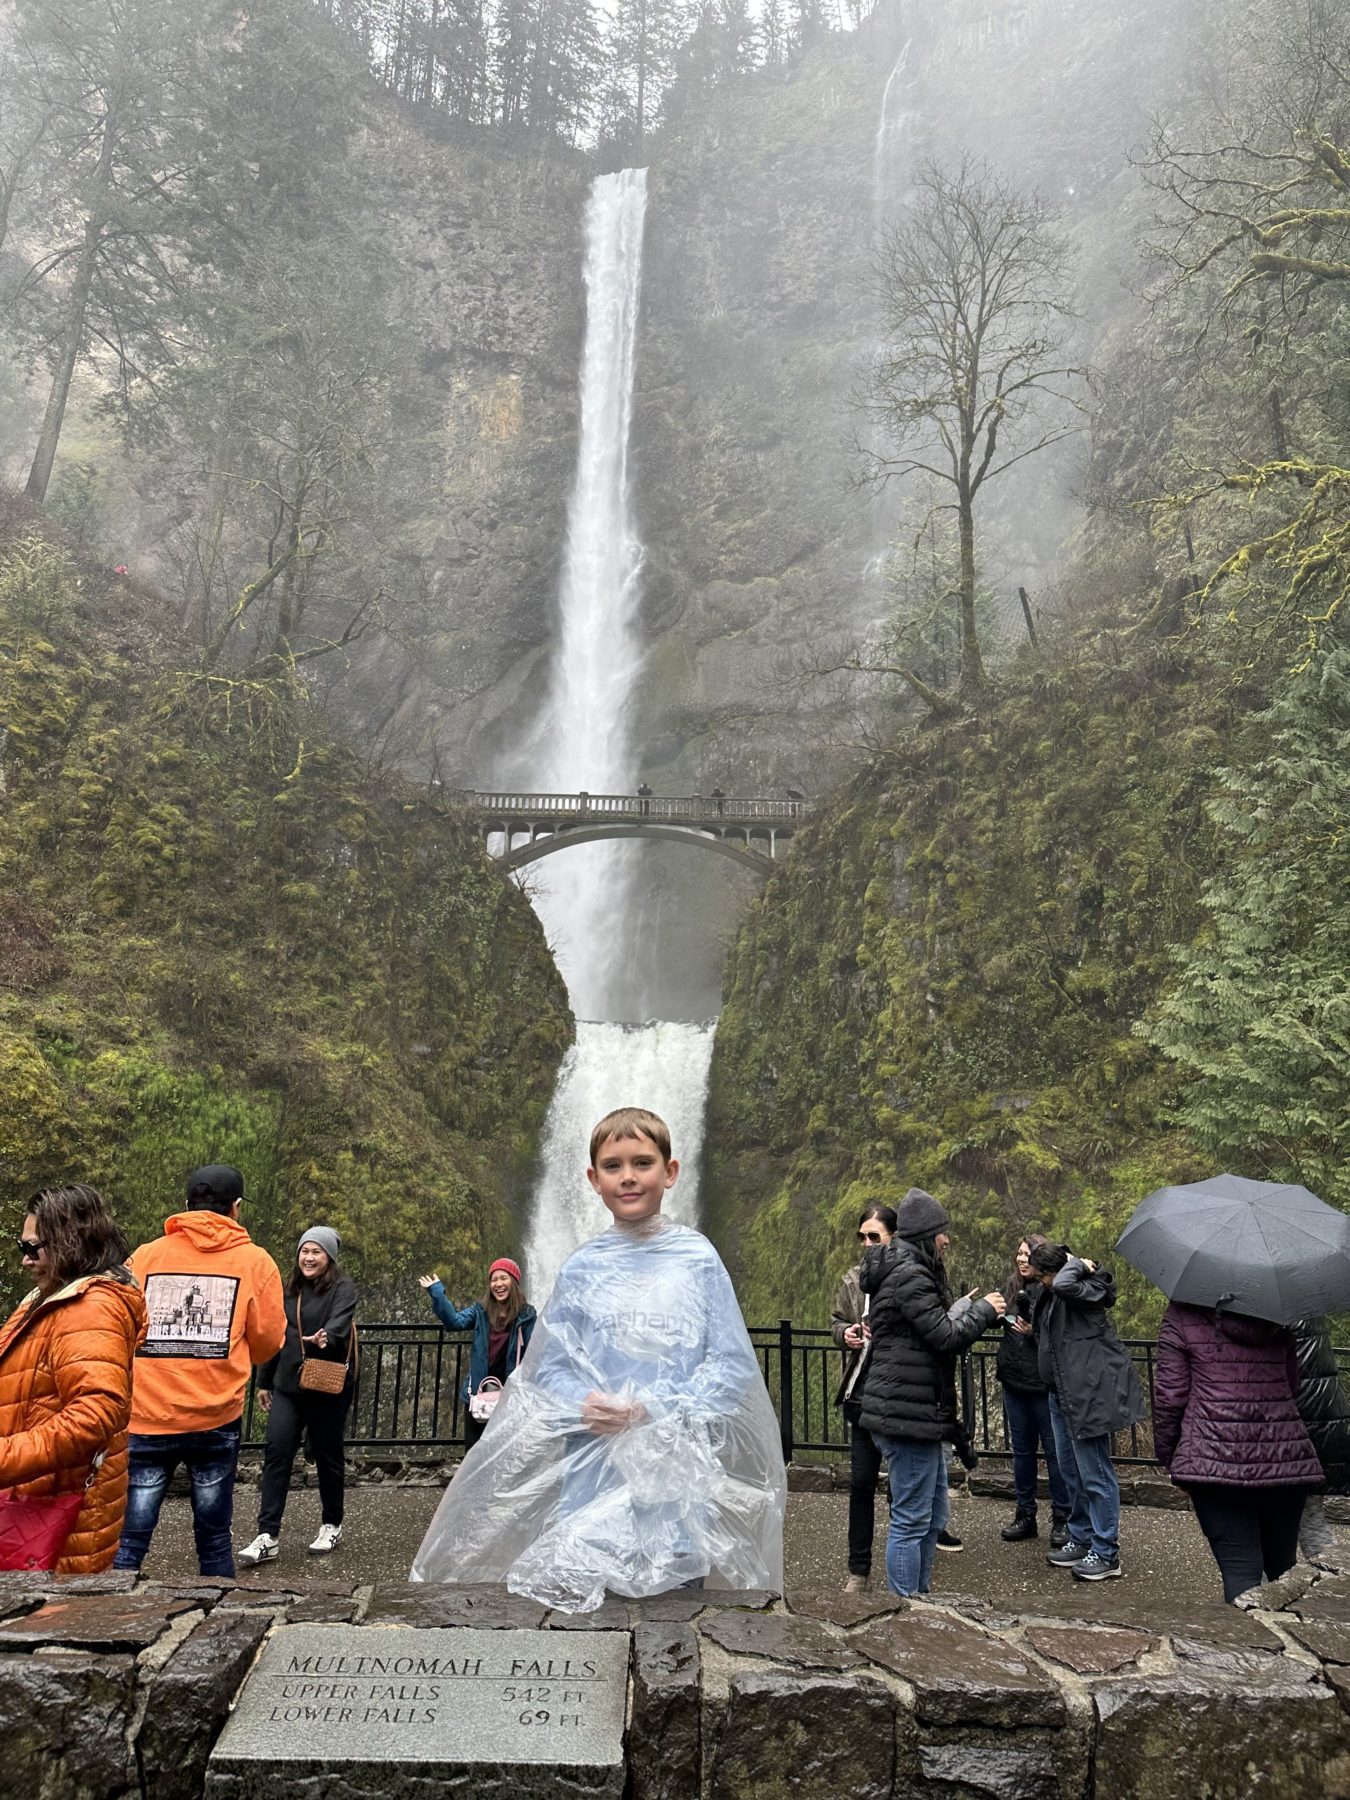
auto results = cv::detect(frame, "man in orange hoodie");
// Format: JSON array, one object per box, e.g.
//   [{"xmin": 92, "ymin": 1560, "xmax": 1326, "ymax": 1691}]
[{"xmin": 114, "ymin": 1165, "xmax": 285, "ymax": 1576}]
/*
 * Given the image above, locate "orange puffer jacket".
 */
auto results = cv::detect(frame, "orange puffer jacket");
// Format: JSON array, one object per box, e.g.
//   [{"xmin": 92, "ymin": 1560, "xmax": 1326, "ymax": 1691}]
[{"xmin": 0, "ymin": 1268, "xmax": 147, "ymax": 1573}]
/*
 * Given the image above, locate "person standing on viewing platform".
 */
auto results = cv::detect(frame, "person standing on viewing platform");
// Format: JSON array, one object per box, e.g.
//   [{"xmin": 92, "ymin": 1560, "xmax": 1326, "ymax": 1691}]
[
  {"xmin": 418, "ymin": 1258, "xmax": 536, "ymax": 1451},
  {"xmin": 411, "ymin": 1106, "xmax": 785, "ymax": 1610},
  {"xmin": 832, "ymin": 1202, "xmax": 896, "ymax": 1592},
  {"xmin": 857, "ymin": 1189, "xmax": 1005, "ymax": 1597},
  {"xmin": 115, "ymin": 1166, "xmax": 285, "ymax": 1579},
  {"xmin": 996, "ymin": 1234, "xmax": 1072, "ymax": 1548},
  {"xmin": 1029, "ymin": 1242, "xmax": 1145, "ymax": 1583},
  {"xmin": 1292, "ymin": 1318, "xmax": 1350, "ymax": 1566},
  {"xmin": 1153, "ymin": 1302, "xmax": 1323, "ymax": 1601},
  {"xmin": 240, "ymin": 1228, "xmax": 357, "ymax": 1565},
  {"xmin": 0, "ymin": 1186, "xmax": 146, "ymax": 1573}
]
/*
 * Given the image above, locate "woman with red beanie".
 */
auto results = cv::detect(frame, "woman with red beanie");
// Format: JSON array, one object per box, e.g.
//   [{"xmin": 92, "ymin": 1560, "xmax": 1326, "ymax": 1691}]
[{"xmin": 418, "ymin": 1259, "xmax": 536, "ymax": 1450}]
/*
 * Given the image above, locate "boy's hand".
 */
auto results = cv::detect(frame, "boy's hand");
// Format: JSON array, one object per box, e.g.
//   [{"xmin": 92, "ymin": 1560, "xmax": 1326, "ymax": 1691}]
[
  {"xmin": 417, "ymin": 1274, "xmax": 438, "ymax": 1289},
  {"xmin": 582, "ymin": 1391, "xmax": 648, "ymax": 1435},
  {"xmin": 984, "ymin": 1292, "xmax": 1008, "ymax": 1315}
]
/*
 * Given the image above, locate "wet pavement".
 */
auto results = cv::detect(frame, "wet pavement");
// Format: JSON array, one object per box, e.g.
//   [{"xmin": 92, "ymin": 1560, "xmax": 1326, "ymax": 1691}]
[{"xmin": 125, "ymin": 1482, "xmax": 1320, "ymax": 1611}]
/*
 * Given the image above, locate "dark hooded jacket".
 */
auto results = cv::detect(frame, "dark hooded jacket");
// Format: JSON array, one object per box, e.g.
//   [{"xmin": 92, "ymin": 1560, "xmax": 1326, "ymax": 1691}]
[
  {"xmin": 1292, "ymin": 1320, "xmax": 1350, "ymax": 1494},
  {"xmin": 857, "ymin": 1240, "xmax": 998, "ymax": 1443},
  {"xmin": 1032, "ymin": 1258, "xmax": 1146, "ymax": 1439},
  {"xmin": 1153, "ymin": 1302, "xmax": 1323, "ymax": 1487}
]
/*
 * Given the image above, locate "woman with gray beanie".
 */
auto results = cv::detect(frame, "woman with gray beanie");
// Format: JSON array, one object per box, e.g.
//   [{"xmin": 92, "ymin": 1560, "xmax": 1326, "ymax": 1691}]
[{"xmin": 240, "ymin": 1228, "xmax": 357, "ymax": 1564}]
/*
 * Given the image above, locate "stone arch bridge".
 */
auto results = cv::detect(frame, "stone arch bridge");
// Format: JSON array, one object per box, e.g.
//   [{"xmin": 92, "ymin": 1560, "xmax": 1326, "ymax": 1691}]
[{"xmin": 460, "ymin": 790, "xmax": 810, "ymax": 875}]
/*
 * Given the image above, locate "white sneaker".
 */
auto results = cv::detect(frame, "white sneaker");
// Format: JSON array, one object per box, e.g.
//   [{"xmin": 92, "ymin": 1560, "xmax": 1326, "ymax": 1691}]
[
  {"xmin": 238, "ymin": 1533, "xmax": 279, "ymax": 1566},
  {"xmin": 308, "ymin": 1523, "xmax": 342, "ymax": 1555}
]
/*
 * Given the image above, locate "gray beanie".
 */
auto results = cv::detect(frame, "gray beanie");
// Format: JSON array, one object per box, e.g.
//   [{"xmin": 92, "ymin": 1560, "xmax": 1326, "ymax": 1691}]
[
  {"xmin": 297, "ymin": 1225, "xmax": 341, "ymax": 1263},
  {"xmin": 894, "ymin": 1188, "xmax": 950, "ymax": 1240}
]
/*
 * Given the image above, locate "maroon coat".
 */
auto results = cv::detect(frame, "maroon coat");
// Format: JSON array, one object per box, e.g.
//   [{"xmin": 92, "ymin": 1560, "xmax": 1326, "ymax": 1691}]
[{"xmin": 1153, "ymin": 1302, "xmax": 1324, "ymax": 1487}]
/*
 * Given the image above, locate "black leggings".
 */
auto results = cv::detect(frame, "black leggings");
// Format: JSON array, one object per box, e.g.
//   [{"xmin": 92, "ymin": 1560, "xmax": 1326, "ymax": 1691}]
[
  {"xmin": 844, "ymin": 1401, "xmax": 884, "ymax": 1576},
  {"xmin": 1186, "ymin": 1483, "xmax": 1309, "ymax": 1603},
  {"xmin": 258, "ymin": 1388, "xmax": 351, "ymax": 1534}
]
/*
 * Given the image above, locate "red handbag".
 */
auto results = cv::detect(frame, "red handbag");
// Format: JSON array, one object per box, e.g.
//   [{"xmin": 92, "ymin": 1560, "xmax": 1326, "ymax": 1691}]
[{"xmin": 0, "ymin": 1488, "xmax": 85, "ymax": 1572}]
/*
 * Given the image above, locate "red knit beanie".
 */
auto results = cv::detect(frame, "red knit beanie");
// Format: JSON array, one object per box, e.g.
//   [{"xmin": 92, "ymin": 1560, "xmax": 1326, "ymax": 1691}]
[{"xmin": 489, "ymin": 1257, "xmax": 522, "ymax": 1284}]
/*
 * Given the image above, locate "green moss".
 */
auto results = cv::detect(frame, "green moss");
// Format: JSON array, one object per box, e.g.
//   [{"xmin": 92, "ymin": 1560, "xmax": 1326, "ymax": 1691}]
[
  {"xmin": 704, "ymin": 645, "xmax": 1253, "ymax": 1335},
  {"xmin": 0, "ymin": 512, "xmax": 572, "ymax": 1309}
]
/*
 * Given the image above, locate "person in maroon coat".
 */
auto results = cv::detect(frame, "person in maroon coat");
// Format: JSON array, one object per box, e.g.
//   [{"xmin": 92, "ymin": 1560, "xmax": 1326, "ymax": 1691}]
[{"xmin": 1153, "ymin": 1301, "xmax": 1324, "ymax": 1602}]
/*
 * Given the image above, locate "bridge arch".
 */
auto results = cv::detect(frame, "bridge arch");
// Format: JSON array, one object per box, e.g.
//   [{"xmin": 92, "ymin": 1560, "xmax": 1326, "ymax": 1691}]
[{"xmin": 498, "ymin": 823, "xmax": 774, "ymax": 876}]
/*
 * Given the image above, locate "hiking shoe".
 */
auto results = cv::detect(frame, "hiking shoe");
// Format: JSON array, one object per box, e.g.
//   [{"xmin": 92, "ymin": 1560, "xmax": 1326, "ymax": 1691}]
[
  {"xmin": 1072, "ymin": 1550, "xmax": 1122, "ymax": 1581},
  {"xmin": 308, "ymin": 1523, "xmax": 342, "ymax": 1555},
  {"xmin": 1001, "ymin": 1508, "xmax": 1038, "ymax": 1542},
  {"xmin": 238, "ymin": 1533, "xmax": 279, "ymax": 1566},
  {"xmin": 1047, "ymin": 1539, "xmax": 1090, "ymax": 1567},
  {"xmin": 936, "ymin": 1528, "xmax": 963, "ymax": 1553},
  {"xmin": 843, "ymin": 1572, "xmax": 871, "ymax": 1593},
  {"xmin": 1049, "ymin": 1512, "xmax": 1071, "ymax": 1549}
]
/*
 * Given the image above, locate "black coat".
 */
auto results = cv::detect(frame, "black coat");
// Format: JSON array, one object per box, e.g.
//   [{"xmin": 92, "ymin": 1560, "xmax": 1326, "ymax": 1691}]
[
  {"xmin": 995, "ymin": 1288, "xmax": 1047, "ymax": 1395},
  {"xmin": 857, "ymin": 1241, "xmax": 998, "ymax": 1444},
  {"xmin": 1293, "ymin": 1319, "xmax": 1350, "ymax": 1494},
  {"xmin": 1032, "ymin": 1260, "xmax": 1145, "ymax": 1439},
  {"xmin": 257, "ymin": 1275, "xmax": 357, "ymax": 1397}
]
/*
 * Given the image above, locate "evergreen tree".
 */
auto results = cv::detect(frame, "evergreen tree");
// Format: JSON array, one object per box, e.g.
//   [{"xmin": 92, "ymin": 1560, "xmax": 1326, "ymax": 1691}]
[{"xmin": 1145, "ymin": 643, "xmax": 1350, "ymax": 1208}]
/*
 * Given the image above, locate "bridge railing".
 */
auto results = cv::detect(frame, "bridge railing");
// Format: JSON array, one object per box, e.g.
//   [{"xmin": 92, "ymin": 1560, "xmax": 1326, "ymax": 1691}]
[
  {"xmin": 462, "ymin": 790, "xmax": 809, "ymax": 824},
  {"xmin": 239, "ymin": 1321, "xmax": 1348, "ymax": 1465}
]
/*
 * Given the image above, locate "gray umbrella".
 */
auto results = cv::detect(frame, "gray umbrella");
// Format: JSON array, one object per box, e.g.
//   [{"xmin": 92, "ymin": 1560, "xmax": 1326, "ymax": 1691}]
[{"xmin": 1116, "ymin": 1173, "xmax": 1350, "ymax": 1324}]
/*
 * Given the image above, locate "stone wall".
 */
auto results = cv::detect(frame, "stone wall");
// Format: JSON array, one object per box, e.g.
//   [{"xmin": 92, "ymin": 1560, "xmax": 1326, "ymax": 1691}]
[{"xmin": 3, "ymin": 1567, "xmax": 1349, "ymax": 1799}]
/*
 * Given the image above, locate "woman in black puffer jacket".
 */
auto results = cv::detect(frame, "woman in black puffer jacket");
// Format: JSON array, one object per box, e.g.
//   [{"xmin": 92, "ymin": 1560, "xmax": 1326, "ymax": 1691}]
[
  {"xmin": 858, "ymin": 1189, "xmax": 1004, "ymax": 1595},
  {"xmin": 1293, "ymin": 1319, "xmax": 1350, "ymax": 1563}
]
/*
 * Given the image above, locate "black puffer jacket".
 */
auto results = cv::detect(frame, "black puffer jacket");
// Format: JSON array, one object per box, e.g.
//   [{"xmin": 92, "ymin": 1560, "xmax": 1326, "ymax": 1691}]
[
  {"xmin": 857, "ymin": 1241, "xmax": 998, "ymax": 1443},
  {"xmin": 995, "ymin": 1288, "xmax": 1047, "ymax": 1395},
  {"xmin": 1293, "ymin": 1319, "xmax": 1350, "ymax": 1494}
]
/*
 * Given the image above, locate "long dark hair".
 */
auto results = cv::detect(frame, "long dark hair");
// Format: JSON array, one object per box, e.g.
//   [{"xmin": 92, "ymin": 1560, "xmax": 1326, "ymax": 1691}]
[
  {"xmin": 908, "ymin": 1233, "xmax": 952, "ymax": 1305},
  {"xmin": 482, "ymin": 1274, "xmax": 526, "ymax": 1332},
  {"xmin": 1006, "ymin": 1232, "xmax": 1050, "ymax": 1305},
  {"xmin": 28, "ymin": 1186, "xmax": 130, "ymax": 1288},
  {"xmin": 286, "ymin": 1255, "xmax": 339, "ymax": 1298}
]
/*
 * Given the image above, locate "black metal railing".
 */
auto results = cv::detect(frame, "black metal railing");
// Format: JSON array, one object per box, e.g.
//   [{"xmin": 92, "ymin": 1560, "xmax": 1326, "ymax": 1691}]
[{"xmin": 243, "ymin": 1322, "xmax": 1350, "ymax": 1466}]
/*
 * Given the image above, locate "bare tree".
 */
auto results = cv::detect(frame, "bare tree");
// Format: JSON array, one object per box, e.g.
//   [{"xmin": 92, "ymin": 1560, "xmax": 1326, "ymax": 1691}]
[{"xmin": 858, "ymin": 155, "xmax": 1084, "ymax": 707}]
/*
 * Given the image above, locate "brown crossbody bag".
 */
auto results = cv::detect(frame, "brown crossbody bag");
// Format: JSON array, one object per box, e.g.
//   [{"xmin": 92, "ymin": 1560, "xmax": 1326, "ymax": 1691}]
[{"xmin": 296, "ymin": 1290, "xmax": 358, "ymax": 1395}]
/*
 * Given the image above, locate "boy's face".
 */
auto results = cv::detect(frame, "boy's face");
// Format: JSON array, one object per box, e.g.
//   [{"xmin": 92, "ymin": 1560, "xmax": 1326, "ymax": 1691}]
[{"xmin": 587, "ymin": 1132, "xmax": 679, "ymax": 1224}]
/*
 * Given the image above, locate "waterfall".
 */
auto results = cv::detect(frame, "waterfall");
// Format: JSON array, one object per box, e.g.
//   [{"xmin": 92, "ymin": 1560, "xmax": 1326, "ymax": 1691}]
[
  {"xmin": 528, "ymin": 166, "xmax": 649, "ymax": 1025},
  {"xmin": 524, "ymin": 1020, "xmax": 716, "ymax": 1300},
  {"xmin": 516, "ymin": 169, "xmax": 718, "ymax": 1302},
  {"xmin": 872, "ymin": 39, "xmax": 914, "ymax": 230}
]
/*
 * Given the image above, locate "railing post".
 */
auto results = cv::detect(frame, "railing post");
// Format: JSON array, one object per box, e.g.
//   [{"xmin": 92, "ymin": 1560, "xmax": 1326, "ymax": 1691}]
[{"xmin": 778, "ymin": 1319, "xmax": 794, "ymax": 1465}]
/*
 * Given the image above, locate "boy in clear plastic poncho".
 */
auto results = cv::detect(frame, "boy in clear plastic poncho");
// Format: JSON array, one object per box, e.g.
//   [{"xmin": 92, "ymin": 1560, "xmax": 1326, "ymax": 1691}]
[{"xmin": 411, "ymin": 1106, "xmax": 786, "ymax": 1612}]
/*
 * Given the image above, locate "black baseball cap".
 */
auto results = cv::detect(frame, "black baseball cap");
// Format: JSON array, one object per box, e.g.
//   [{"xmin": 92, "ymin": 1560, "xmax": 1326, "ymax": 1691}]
[{"xmin": 185, "ymin": 1165, "xmax": 245, "ymax": 1210}]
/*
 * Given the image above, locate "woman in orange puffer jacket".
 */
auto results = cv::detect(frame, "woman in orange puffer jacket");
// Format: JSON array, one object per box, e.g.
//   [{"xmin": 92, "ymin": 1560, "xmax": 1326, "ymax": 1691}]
[{"xmin": 0, "ymin": 1186, "xmax": 147, "ymax": 1573}]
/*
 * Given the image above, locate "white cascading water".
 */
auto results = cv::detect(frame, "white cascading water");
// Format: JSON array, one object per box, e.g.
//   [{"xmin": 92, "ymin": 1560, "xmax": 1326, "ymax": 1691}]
[
  {"xmin": 525, "ymin": 166, "xmax": 648, "ymax": 1024},
  {"xmin": 519, "ymin": 169, "xmax": 718, "ymax": 1302}
]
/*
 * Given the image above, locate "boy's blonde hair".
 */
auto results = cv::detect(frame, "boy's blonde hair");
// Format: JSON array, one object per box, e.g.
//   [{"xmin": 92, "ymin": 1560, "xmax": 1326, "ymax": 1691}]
[{"xmin": 589, "ymin": 1107, "xmax": 672, "ymax": 1168}]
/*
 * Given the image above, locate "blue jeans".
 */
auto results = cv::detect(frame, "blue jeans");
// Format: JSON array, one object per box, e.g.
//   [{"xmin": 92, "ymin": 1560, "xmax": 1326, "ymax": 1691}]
[
  {"xmin": 871, "ymin": 1434, "xmax": 948, "ymax": 1597},
  {"xmin": 1048, "ymin": 1394, "xmax": 1120, "ymax": 1561},
  {"xmin": 114, "ymin": 1420, "xmax": 241, "ymax": 1577},
  {"xmin": 1003, "ymin": 1387, "xmax": 1072, "ymax": 1515}
]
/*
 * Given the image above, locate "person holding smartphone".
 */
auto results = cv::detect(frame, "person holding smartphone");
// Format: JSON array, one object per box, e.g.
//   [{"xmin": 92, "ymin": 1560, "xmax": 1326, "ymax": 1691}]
[
  {"xmin": 832, "ymin": 1203, "xmax": 897, "ymax": 1592},
  {"xmin": 995, "ymin": 1235, "xmax": 1071, "ymax": 1546}
]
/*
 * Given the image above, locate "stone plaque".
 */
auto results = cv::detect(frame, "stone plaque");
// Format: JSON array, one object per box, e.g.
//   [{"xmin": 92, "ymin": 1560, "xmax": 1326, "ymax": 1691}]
[{"xmin": 206, "ymin": 1624, "xmax": 629, "ymax": 1797}]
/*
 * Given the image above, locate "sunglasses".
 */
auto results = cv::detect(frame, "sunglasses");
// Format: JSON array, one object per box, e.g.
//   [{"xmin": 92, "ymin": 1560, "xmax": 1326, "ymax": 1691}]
[
  {"xmin": 16, "ymin": 1239, "xmax": 45, "ymax": 1259},
  {"xmin": 857, "ymin": 1229, "xmax": 886, "ymax": 1243}
]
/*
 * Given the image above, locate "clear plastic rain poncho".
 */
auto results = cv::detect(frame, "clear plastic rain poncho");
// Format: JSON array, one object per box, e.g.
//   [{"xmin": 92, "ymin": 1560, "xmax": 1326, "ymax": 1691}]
[{"xmin": 410, "ymin": 1217, "xmax": 786, "ymax": 1612}]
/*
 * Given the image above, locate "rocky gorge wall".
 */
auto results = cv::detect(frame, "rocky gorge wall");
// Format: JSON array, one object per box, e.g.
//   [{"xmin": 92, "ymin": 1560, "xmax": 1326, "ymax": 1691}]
[{"xmin": 6, "ymin": 1568, "xmax": 1350, "ymax": 1799}]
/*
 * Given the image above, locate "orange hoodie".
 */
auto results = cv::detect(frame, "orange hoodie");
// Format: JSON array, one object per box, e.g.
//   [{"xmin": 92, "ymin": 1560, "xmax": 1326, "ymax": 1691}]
[{"xmin": 128, "ymin": 1211, "xmax": 286, "ymax": 1435}]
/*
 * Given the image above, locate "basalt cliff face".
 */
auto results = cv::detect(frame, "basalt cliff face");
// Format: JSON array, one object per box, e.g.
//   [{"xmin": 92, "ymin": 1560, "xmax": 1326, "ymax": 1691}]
[{"xmin": 388, "ymin": 0, "xmax": 1219, "ymax": 802}]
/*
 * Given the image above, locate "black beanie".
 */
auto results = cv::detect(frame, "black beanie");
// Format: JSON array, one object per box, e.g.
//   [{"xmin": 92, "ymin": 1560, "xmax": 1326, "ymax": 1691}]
[{"xmin": 895, "ymin": 1187, "xmax": 950, "ymax": 1240}]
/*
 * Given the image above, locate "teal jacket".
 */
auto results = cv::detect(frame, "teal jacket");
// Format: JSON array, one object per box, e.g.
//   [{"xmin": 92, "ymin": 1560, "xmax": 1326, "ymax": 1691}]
[{"xmin": 424, "ymin": 1282, "xmax": 536, "ymax": 1401}]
